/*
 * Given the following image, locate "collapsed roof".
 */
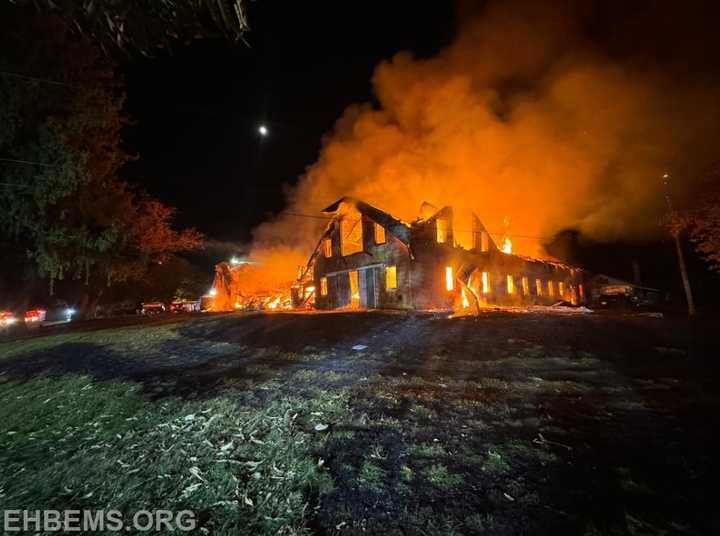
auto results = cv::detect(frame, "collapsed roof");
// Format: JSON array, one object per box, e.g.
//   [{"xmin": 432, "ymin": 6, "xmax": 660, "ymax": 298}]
[{"xmin": 321, "ymin": 196, "xmax": 411, "ymax": 245}]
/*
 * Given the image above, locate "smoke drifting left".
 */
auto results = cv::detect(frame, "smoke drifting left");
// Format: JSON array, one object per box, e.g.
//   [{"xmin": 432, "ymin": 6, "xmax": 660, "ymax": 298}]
[{"xmin": 245, "ymin": 0, "xmax": 720, "ymax": 290}]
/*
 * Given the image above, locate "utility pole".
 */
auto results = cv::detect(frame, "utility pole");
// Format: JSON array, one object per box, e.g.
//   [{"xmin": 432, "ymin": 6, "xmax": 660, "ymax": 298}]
[{"xmin": 663, "ymin": 173, "xmax": 695, "ymax": 316}]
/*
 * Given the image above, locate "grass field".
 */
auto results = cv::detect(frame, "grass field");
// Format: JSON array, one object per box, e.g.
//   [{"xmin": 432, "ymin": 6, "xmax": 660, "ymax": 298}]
[{"xmin": 1, "ymin": 311, "xmax": 718, "ymax": 535}]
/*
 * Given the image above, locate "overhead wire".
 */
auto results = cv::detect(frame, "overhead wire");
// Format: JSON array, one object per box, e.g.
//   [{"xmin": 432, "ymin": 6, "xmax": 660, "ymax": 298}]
[{"xmin": 281, "ymin": 211, "xmax": 554, "ymax": 241}]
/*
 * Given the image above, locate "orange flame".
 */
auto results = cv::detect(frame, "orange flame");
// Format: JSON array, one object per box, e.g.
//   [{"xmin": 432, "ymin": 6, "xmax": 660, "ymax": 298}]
[{"xmin": 445, "ymin": 266, "xmax": 454, "ymax": 291}]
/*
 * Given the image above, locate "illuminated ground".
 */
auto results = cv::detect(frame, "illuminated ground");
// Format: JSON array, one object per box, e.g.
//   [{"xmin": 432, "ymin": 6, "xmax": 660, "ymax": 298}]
[{"xmin": 1, "ymin": 311, "xmax": 718, "ymax": 535}]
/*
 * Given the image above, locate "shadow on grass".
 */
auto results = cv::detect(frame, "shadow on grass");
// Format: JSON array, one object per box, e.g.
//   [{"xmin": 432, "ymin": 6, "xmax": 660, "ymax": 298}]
[
  {"xmin": 0, "ymin": 340, "xmax": 299, "ymax": 400},
  {"xmin": 174, "ymin": 311, "xmax": 426, "ymax": 352}
]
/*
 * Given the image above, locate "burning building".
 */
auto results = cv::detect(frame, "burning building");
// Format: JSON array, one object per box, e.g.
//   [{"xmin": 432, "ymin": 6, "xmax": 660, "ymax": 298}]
[{"xmin": 292, "ymin": 197, "xmax": 586, "ymax": 312}]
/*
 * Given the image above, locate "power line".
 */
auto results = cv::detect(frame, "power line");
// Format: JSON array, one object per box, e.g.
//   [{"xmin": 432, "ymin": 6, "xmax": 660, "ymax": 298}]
[
  {"xmin": 281, "ymin": 211, "xmax": 553, "ymax": 241},
  {"xmin": 0, "ymin": 158, "xmax": 56, "ymax": 189},
  {"xmin": 0, "ymin": 158, "xmax": 56, "ymax": 167},
  {"xmin": 0, "ymin": 70, "xmax": 78, "ymax": 89}
]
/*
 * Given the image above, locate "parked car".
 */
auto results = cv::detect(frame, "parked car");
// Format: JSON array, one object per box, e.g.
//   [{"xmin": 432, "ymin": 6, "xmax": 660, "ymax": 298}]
[
  {"xmin": 170, "ymin": 300, "xmax": 200, "ymax": 313},
  {"xmin": 1, "ymin": 310, "xmax": 19, "ymax": 329},
  {"xmin": 140, "ymin": 302, "xmax": 167, "ymax": 315},
  {"xmin": 24, "ymin": 308, "xmax": 47, "ymax": 323}
]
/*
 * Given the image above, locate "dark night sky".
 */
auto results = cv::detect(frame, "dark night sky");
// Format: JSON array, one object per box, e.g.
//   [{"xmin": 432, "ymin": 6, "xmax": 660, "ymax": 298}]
[{"xmin": 121, "ymin": 1, "xmax": 456, "ymax": 245}]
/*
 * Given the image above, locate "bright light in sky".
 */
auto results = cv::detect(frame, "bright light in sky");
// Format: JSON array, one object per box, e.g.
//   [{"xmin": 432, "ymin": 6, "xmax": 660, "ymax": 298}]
[{"xmin": 258, "ymin": 124, "xmax": 268, "ymax": 136}]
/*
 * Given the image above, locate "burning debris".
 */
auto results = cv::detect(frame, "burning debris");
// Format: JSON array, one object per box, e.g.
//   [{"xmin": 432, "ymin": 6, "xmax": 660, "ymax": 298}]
[{"xmin": 207, "ymin": 260, "xmax": 293, "ymax": 312}]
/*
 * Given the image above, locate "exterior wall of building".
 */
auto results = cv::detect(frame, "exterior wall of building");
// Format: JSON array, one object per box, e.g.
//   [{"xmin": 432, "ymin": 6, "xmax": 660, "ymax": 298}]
[
  {"xmin": 407, "ymin": 239, "xmax": 456, "ymax": 311},
  {"xmin": 462, "ymin": 252, "xmax": 585, "ymax": 307},
  {"xmin": 313, "ymin": 215, "xmax": 414, "ymax": 310}
]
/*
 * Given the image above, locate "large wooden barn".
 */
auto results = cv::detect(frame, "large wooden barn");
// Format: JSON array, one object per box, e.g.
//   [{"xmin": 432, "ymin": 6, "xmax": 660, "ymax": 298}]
[{"xmin": 291, "ymin": 197, "xmax": 587, "ymax": 312}]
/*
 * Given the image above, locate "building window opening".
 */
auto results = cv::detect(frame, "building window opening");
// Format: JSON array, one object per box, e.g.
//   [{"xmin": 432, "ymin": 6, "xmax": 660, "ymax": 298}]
[
  {"xmin": 374, "ymin": 223, "xmax": 386, "ymax": 244},
  {"xmin": 386, "ymin": 265, "xmax": 397, "ymax": 290},
  {"xmin": 341, "ymin": 216, "xmax": 363, "ymax": 256},
  {"xmin": 320, "ymin": 277, "xmax": 328, "ymax": 296},
  {"xmin": 349, "ymin": 271, "xmax": 360, "ymax": 307},
  {"xmin": 482, "ymin": 272, "xmax": 491, "ymax": 294},
  {"xmin": 445, "ymin": 266, "xmax": 454, "ymax": 291},
  {"xmin": 437, "ymin": 218, "xmax": 448, "ymax": 244}
]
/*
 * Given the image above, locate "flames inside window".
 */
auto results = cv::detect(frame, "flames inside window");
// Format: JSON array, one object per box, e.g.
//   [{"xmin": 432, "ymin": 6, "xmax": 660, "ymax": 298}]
[
  {"xmin": 374, "ymin": 223, "xmax": 386, "ymax": 244},
  {"xmin": 482, "ymin": 271, "xmax": 490, "ymax": 294},
  {"xmin": 320, "ymin": 277, "xmax": 328, "ymax": 296},
  {"xmin": 349, "ymin": 270, "xmax": 360, "ymax": 307},
  {"xmin": 445, "ymin": 266, "xmax": 454, "ymax": 291},
  {"xmin": 386, "ymin": 265, "xmax": 397, "ymax": 289},
  {"xmin": 305, "ymin": 285, "xmax": 315, "ymax": 300},
  {"xmin": 322, "ymin": 238, "xmax": 332, "ymax": 258},
  {"xmin": 548, "ymin": 281, "xmax": 555, "ymax": 297},
  {"xmin": 558, "ymin": 282, "xmax": 565, "ymax": 297},
  {"xmin": 341, "ymin": 216, "xmax": 363, "ymax": 256},
  {"xmin": 521, "ymin": 276, "xmax": 529, "ymax": 295},
  {"xmin": 506, "ymin": 275, "xmax": 515, "ymax": 294},
  {"xmin": 536, "ymin": 279, "xmax": 543, "ymax": 296},
  {"xmin": 579, "ymin": 284, "xmax": 585, "ymax": 299},
  {"xmin": 436, "ymin": 218, "xmax": 448, "ymax": 244}
]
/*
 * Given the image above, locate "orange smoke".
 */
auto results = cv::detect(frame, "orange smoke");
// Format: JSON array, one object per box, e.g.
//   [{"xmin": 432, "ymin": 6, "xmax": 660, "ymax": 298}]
[
  {"xmin": 234, "ymin": 246, "xmax": 307, "ymax": 296},
  {"xmin": 250, "ymin": 0, "xmax": 720, "ymax": 286}
]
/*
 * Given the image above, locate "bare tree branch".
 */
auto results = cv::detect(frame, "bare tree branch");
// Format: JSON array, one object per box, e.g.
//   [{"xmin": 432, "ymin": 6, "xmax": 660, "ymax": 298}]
[{"xmin": 10, "ymin": 0, "xmax": 249, "ymax": 54}]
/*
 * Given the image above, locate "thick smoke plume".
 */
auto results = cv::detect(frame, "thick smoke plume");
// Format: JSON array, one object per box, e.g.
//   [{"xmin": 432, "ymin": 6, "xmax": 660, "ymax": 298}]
[{"xmin": 248, "ymin": 0, "xmax": 720, "ymax": 289}]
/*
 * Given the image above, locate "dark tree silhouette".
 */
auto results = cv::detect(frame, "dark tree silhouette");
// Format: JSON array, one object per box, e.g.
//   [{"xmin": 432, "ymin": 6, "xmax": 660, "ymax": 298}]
[
  {"xmin": 10, "ymin": 0, "xmax": 248, "ymax": 54},
  {"xmin": 0, "ymin": 7, "xmax": 204, "ymax": 313},
  {"xmin": 690, "ymin": 185, "xmax": 720, "ymax": 273}
]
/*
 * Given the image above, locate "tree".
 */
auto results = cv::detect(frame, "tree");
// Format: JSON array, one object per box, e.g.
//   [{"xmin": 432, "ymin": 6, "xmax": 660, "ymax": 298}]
[
  {"xmin": 107, "ymin": 194, "xmax": 203, "ymax": 285},
  {"xmin": 689, "ymin": 190, "xmax": 720, "ymax": 273},
  {"xmin": 0, "ymin": 9, "xmax": 127, "ymax": 293},
  {"xmin": 0, "ymin": 6, "xmax": 204, "ymax": 313},
  {"xmin": 9, "ymin": 0, "xmax": 248, "ymax": 55}
]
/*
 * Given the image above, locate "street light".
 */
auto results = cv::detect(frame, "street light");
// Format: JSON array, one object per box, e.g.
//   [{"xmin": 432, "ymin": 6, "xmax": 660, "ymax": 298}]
[{"xmin": 258, "ymin": 124, "xmax": 268, "ymax": 137}]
